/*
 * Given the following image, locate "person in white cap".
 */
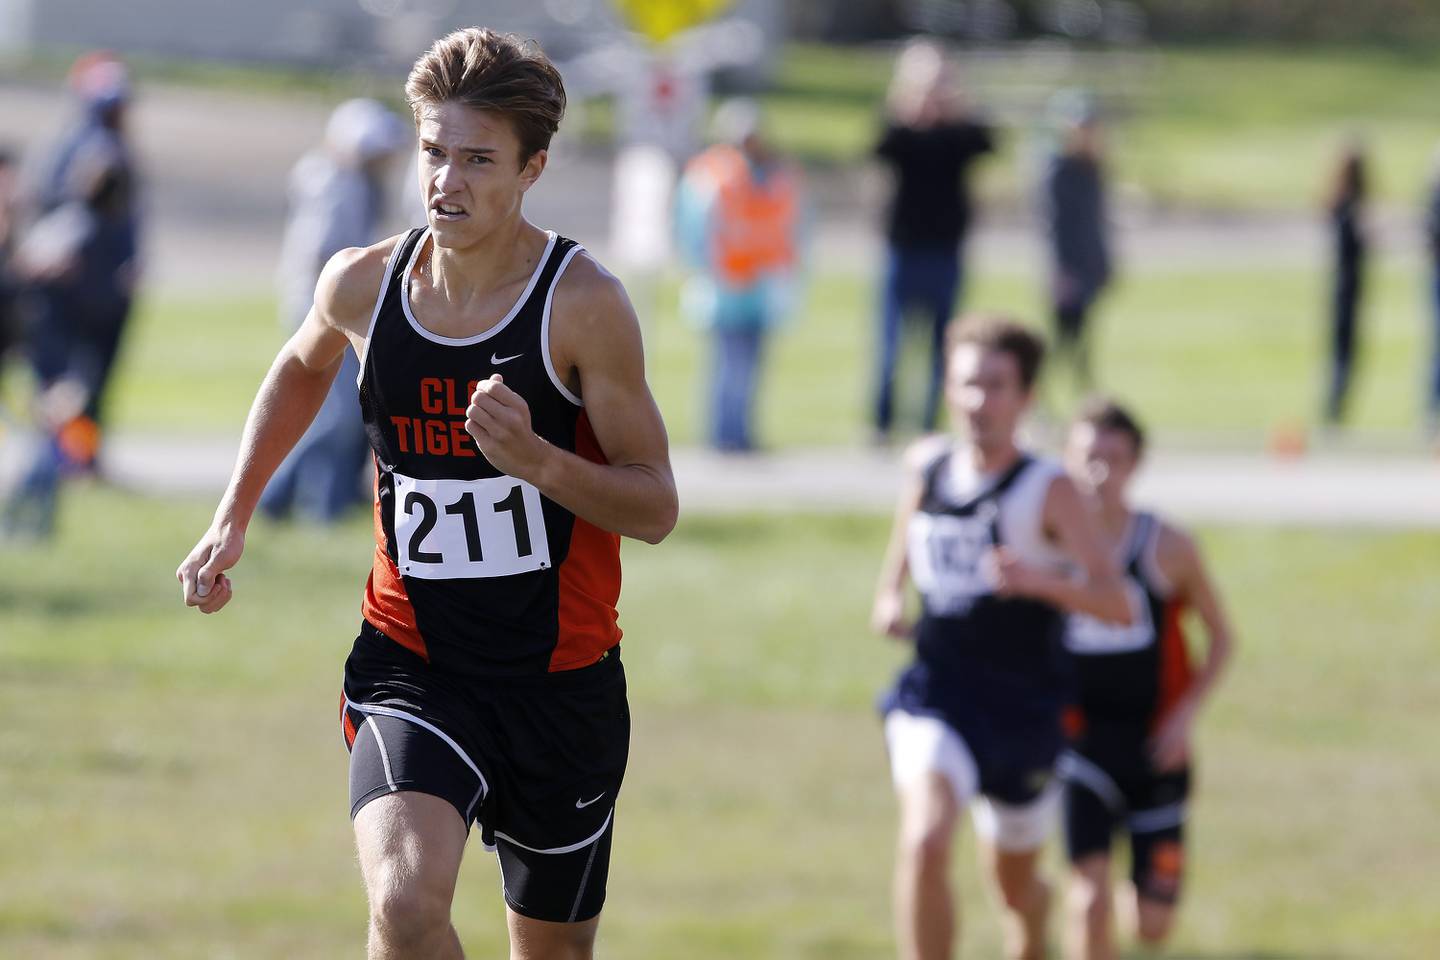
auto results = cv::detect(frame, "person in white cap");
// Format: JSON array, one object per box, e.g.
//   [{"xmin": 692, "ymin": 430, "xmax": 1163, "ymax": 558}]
[{"xmin": 259, "ymin": 98, "xmax": 411, "ymax": 522}]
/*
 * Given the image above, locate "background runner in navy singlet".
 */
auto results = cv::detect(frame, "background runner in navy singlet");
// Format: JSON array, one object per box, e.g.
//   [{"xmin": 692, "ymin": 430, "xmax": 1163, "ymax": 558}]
[{"xmin": 872, "ymin": 315, "xmax": 1130, "ymax": 960}]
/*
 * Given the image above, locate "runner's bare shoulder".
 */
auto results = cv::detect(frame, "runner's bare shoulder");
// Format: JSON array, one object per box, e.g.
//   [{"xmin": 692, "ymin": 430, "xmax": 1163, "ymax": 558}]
[
  {"xmin": 314, "ymin": 234, "xmax": 407, "ymax": 338},
  {"xmin": 549, "ymin": 249, "xmax": 635, "ymax": 340},
  {"xmin": 545, "ymin": 249, "xmax": 641, "ymax": 395},
  {"xmin": 1152, "ymin": 517, "xmax": 1199, "ymax": 596},
  {"xmin": 901, "ymin": 434, "xmax": 952, "ymax": 475}
]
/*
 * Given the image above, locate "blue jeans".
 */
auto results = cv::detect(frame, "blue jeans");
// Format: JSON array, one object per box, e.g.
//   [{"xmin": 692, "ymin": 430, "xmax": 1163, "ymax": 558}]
[
  {"xmin": 259, "ymin": 350, "xmax": 370, "ymax": 522},
  {"xmin": 25, "ymin": 284, "xmax": 132, "ymax": 425},
  {"xmin": 874, "ymin": 245, "xmax": 961, "ymax": 433},
  {"xmin": 2, "ymin": 436, "xmax": 64, "ymax": 538},
  {"xmin": 709, "ymin": 326, "xmax": 767, "ymax": 451}
]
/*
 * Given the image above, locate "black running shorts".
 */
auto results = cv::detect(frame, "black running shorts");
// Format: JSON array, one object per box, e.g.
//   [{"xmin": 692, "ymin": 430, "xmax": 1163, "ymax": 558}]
[
  {"xmin": 341, "ymin": 622, "xmax": 630, "ymax": 923},
  {"xmin": 1061, "ymin": 743, "xmax": 1191, "ymax": 905}
]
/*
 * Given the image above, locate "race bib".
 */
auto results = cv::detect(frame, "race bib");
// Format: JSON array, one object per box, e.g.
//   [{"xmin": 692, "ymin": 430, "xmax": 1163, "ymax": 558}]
[
  {"xmin": 1065, "ymin": 579, "xmax": 1154, "ymax": 654},
  {"xmin": 908, "ymin": 509, "xmax": 996, "ymax": 617},
  {"xmin": 393, "ymin": 473, "xmax": 551, "ymax": 580}
]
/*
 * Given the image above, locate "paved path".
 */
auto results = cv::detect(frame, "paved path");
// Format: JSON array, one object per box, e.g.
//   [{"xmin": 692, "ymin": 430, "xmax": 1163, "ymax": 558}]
[
  {"xmin": 670, "ymin": 446, "xmax": 1440, "ymax": 528},
  {"xmin": 5, "ymin": 429, "xmax": 1434, "ymax": 529}
]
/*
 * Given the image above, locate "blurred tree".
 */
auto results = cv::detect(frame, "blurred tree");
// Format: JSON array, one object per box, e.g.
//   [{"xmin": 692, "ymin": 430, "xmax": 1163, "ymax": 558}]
[
  {"xmin": 786, "ymin": 0, "xmax": 1440, "ymax": 45},
  {"xmin": 1138, "ymin": 0, "xmax": 1440, "ymax": 44}
]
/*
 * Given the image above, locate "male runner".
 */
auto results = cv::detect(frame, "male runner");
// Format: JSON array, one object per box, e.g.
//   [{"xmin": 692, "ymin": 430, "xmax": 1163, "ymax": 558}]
[
  {"xmin": 872, "ymin": 314, "xmax": 1130, "ymax": 960},
  {"xmin": 1059, "ymin": 400, "xmax": 1234, "ymax": 960},
  {"xmin": 176, "ymin": 28, "xmax": 676, "ymax": 960}
]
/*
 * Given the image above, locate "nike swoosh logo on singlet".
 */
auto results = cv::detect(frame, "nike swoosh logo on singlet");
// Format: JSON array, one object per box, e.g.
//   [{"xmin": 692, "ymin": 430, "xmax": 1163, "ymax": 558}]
[
  {"xmin": 491, "ymin": 352, "xmax": 523, "ymax": 365},
  {"xmin": 575, "ymin": 793, "xmax": 606, "ymax": 809}
]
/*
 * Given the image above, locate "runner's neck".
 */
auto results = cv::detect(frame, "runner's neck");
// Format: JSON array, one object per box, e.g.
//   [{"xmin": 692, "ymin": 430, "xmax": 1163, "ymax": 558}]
[
  {"xmin": 1096, "ymin": 497, "xmax": 1133, "ymax": 542},
  {"xmin": 425, "ymin": 216, "xmax": 546, "ymax": 307},
  {"xmin": 966, "ymin": 438, "xmax": 1021, "ymax": 477}
]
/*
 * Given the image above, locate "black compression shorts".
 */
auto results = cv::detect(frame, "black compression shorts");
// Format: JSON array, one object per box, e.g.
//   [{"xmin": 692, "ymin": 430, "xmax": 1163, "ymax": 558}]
[
  {"xmin": 1061, "ymin": 743, "xmax": 1191, "ymax": 905},
  {"xmin": 341, "ymin": 622, "xmax": 629, "ymax": 923}
]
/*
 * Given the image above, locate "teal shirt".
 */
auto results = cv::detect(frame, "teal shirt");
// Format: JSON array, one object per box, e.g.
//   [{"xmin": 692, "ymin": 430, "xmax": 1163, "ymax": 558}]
[{"xmin": 673, "ymin": 156, "xmax": 806, "ymax": 331}]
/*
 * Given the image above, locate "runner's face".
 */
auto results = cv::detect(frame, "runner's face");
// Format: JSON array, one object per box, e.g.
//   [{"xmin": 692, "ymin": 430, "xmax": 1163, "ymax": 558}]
[
  {"xmin": 415, "ymin": 101, "xmax": 546, "ymax": 248},
  {"xmin": 1066, "ymin": 423, "xmax": 1137, "ymax": 502},
  {"xmin": 947, "ymin": 345, "xmax": 1030, "ymax": 448}
]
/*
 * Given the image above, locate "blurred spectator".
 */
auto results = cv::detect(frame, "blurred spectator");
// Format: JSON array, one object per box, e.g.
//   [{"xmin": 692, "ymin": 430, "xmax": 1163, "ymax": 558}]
[
  {"xmin": 23, "ymin": 51, "xmax": 140, "ymax": 439},
  {"xmin": 872, "ymin": 37, "xmax": 994, "ymax": 440},
  {"xmin": 2, "ymin": 54, "xmax": 137, "ymax": 539},
  {"xmin": 1423, "ymin": 150, "xmax": 1440, "ymax": 442},
  {"xmin": 675, "ymin": 99, "xmax": 804, "ymax": 453},
  {"xmin": 258, "ymin": 98, "xmax": 409, "ymax": 523},
  {"xmin": 1323, "ymin": 142, "xmax": 1367, "ymax": 426},
  {"xmin": 1, "ymin": 377, "xmax": 95, "ymax": 539},
  {"xmin": 0, "ymin": 148, "xmax": 18, "ymax": 380},
  {"xmin": 1043, "ymin": 89, "xmax": 1112, "ymax": 389}
]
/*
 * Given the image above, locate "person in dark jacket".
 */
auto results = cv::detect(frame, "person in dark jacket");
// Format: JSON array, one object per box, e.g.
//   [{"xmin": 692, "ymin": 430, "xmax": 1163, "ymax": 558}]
[
  {"xmin": 2, "ymin": 56, "xmax": 136, "ymax": 537},
  {"xmin": 26, "ymin": 52, "xmax": 140, "ymax": 439},
  {"xmin": 0, "ymin": 149, "xmax": 19, "ymax": 380},
  {"xmin": 873, "ymin": 38, "xmax": 995, "ymax": 440},
  {"xmin": 1043, "ymin": 90, "xmax": 1112, "ymax": 390},
  {"xmin": 1324, "ymin": 143, "xmax": 1367, "ymax": 426},
  {"xmin": 1426, "ymin": 152, "xmax": 1440, "ymax": 444}
]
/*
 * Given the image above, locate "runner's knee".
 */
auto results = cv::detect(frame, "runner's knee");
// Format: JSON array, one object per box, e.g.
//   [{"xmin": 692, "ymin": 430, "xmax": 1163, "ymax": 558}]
[
  {"xmin": 368, "ymin": 874, "xmax": 452, "ymax": 950},
  {"xmin": 899, "ymin": 820, "xmax": 954, "ymax": 876},
  {"xmin": 897, "ymin": 788, "xmax": 957, "ymax": 876},
  {"xmin": 1068, "ymin": 871, "xmax": 1109, "ymax": 928},
  {"xmin": 992, "ymin": 853, "xmax": 1044, "ymax": 914},
  {"xmin": 997, "ymin": 872, "xmax": 1040, "ymax": 914},
  {"xmin": 1136, "ymin": 900, "xmax": 1174, "ymax": 945}
]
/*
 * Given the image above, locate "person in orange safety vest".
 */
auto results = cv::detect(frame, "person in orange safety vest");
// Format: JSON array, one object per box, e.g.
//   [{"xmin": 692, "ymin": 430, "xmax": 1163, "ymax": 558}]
[{"xmin": 675, "ymin": 99, "xmax": 806, "ymax": 452}]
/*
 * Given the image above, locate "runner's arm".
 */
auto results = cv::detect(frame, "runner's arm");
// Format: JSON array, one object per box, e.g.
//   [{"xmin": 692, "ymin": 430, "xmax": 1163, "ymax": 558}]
[
  {"xmin": 176, "ymin": 243, "xmax": 387, "ymax": 612},
  {"xmin": 1147, "ymin": 523, "xmax": 1235, "ymax": 768},
  {"xmin": 991, "ymin": 473, "xmax": 1131, "ymax": 623},
  {"xmin": 871, "ymin": 441, "xmax": 934, "ymax": 639},
  {"xmin": 1157, "ymin": 523, "xmax": 1235, "ymax": 715},
  {"xmin": 466, "ymin": 255, "xmax": 677, "ymax": 544}
]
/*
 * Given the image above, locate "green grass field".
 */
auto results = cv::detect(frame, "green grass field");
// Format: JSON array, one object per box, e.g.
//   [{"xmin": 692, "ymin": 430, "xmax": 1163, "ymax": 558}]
[
  {"xmin": 2, "ymin": 487, "xmax": 1437, "ymax": 958},
  {"xmin": 99, "ymin": 254, "xmax": 1431, "ymax": 451}
]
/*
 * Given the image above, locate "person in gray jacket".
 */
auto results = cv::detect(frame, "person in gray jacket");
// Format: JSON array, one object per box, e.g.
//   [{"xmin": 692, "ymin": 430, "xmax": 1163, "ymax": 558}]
[
  {"xmin": 259, "ymin": 99, "xmax": 409, "ymax": 522},
  {"xmin": 1043, "ymin": 91, "xmax": 1112, "ymax": 389}
]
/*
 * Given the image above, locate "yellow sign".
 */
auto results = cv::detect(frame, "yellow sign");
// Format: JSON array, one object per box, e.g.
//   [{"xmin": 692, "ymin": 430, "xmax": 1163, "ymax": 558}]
[{"xmin": 613, "ymin": 0, "xmax": 733, "ymax": 44}]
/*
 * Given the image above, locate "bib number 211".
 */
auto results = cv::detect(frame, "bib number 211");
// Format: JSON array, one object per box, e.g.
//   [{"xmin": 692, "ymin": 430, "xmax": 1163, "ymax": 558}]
[{"xmin": 393, "ymin": 474, "xmax": 551, "ymax": 579}]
